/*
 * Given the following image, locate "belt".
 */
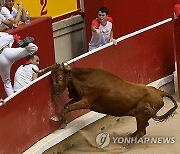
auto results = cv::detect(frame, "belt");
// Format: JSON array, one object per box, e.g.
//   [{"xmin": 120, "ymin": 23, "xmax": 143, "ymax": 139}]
[{"xmin": 0, "ymin": 46, "xmax": 8, "ymax": 54}]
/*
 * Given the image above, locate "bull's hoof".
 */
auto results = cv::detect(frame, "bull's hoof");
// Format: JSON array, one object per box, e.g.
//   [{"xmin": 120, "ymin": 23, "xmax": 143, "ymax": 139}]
[
  {"xmin": 59, "ymin": 123, "xmax": 67, "ymax": 129},
  {"xmin": 130, "ymin": 131, "xmax": 138, "ymax": 138},
  {"xmin": 51, "ymin": 115, "xmax": 62, "ymax": 121},
  {"xmin": 130, "ymin": 131, "xmax": 146, "ymax": 139}
]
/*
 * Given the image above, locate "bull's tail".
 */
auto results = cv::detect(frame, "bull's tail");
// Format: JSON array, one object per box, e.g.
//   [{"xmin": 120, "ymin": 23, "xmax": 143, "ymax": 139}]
[{"xmin": 153, "ymin": 91, "xmax": 178, "ymax": 122}]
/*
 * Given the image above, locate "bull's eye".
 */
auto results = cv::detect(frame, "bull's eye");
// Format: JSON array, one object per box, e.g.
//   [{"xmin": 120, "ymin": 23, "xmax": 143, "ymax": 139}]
[{"xmin": 59, "ymin": 75, "xmax": 63, "ymax": 80}]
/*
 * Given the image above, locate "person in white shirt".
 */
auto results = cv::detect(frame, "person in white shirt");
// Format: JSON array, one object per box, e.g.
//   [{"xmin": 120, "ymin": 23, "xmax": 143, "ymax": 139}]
[
  {"xmin": 14, "ymin": 54, "xmax": 40, "ymax": 92},
  {"xmin": 89, "ymin": 7, "xmax": 117, "ymax": 51},
  {"xmin": 1, "ymin": 0, "xmax": 25, "ymax": 27},
  {"xmin": 0, "ymin": 1, "xmax": 13, "ymax": 31},
  {"xmin": 0, "ymin": 32, "xmax": 38, "ymax": 96}
]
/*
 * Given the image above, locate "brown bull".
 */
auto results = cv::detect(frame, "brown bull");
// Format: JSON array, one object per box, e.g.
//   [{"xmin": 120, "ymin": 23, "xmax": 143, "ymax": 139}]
[{"xmin": 34, "ymin": 63, "xmax": 178, "ymax": 138}]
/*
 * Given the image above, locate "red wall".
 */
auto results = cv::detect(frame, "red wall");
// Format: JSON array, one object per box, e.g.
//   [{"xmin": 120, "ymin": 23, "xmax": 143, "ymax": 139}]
[
  {"xmin": 0, "ymin": 76, "xmax": 60, "ymax": 154},
  {"xmin": 104, "ymin": 0, "xmax": 175, "ymax": 38}
]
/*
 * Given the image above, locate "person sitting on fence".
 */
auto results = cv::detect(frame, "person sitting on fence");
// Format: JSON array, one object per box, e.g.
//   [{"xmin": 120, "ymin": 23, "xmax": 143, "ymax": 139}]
[
  {"xmin": 0, "ymin": 0, "xmax": 26, "ymax": 27},
  {"xmin": 0, "ymin": 1, "xmax": 13, "ymax": 31},
  {"xmin": 14, "ymin": 54, "xmax": 40, "ymax": 92},
  {"xmin": 0, "ymin": 32, "xmax": 38, "ymax": 97},
  {"xmin": 88, "ymin": 7, "xmax": 117, "ymax": 51}
]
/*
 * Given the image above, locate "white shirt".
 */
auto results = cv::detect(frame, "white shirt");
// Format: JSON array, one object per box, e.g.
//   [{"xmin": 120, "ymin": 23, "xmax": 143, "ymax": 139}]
[
  {"xmin": 0, "ymin": 32, "xmax": 14, "ymax": 50},
  {"xmin": 0, "ymin": 13, "xmax": 6, "ymax": 26},
  {"xmin": 13, "ymin": 64, "xmax": 39, "ymax": 92},
  {"xmin": 89, "ymin": 20, "xmax": 112, "ymax": 51},
  {"xmin": 1, "ymin": 6, "xmax": 17, "ymax": 19}
]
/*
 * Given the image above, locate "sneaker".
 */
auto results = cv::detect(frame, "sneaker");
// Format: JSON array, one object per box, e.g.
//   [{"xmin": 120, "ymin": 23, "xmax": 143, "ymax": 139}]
[{"xmin": 17, "ymin": 37, "xmax": 34, "ymax": 47}]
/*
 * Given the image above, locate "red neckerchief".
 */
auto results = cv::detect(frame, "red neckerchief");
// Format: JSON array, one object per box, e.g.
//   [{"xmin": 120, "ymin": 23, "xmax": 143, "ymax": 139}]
[
  {"xmin": 23, "ymin": 61, "xmax": 33, "ymax": 66},
  {"xmin": 4, "ymin": 3, "xmax": 13, "ymax": 13},
  {"xmin": 13, "ymin": 35, "xmax": 21, "ymax": 42}
]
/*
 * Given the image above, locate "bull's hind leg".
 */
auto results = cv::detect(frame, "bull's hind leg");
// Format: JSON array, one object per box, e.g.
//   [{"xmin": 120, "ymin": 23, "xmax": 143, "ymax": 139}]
[
  {"xmin": 130, "ymin": 99, "xmax": 158, "ymax": 138},
  {"xmin": 131, "ymin": 116, "xmax": 150, "ymax": 139},
  {"xmin": 132, "ymin": 99, "xmax": 164, "ymax": 138}
]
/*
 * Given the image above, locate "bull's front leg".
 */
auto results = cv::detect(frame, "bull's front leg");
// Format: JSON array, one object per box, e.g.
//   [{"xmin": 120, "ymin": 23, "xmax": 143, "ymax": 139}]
[
  {"xmin": 62, "ymin": 97, "xmax": 90, "ymax": 115},
  {"xmin": 64, "ymin": 98, "xmax": 78, "ymax": 109},
  {"xmin": 50, "ymin": 99, "xmax": 76, "ymax": 122},
  {"xmin": 51, "ymin": 98, "xmax": 90, "ymax": 127}
]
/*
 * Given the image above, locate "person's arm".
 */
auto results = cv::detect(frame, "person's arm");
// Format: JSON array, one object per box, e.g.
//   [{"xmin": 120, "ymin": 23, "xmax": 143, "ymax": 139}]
[
  {"xmin": 0, "ymin": 14, "xmax": 12, "ymax": 31},
  {"xmin": 8, "ymin": 3, "xmax": 24, "ymax": 26},
  {"xmin": 18, "ymin": 2, "xmax": 26, "ymax": 22},
  {"xmin": 3, "ymin": 19, "xmax": 13, "ymax": 28},
  {"xmin": 0, "ymin": 26, "xmax": 7, "ymax": 31},
  {"xmin": 20, "ymin": 9, "xmax": 26, "ymax": 22},
  {"xmin": 107, "ymin": 17, "xmax": 117, "ymax": 45},
  {"xmin": 91, "ymin": 19, "xmax": 100, "ymax": 34},
  {"xmin": 13, "ymin": 4, "xmax": 23, "ymax": 25},
  {"xmin": 109, "ymin": 29, "xmax": 117, "ymax": 45},
  {"xmin": 91, "ymin": 25, "xmax": 100, "ymax": 34},
  {"xmin": 32, "ymin": 73, "xmax": 38, "ymax": 80}
]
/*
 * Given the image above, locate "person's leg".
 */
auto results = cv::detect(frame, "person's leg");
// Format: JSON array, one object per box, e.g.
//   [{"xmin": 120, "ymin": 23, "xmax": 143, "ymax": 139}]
[
  {"xmin": 3, "ymin": 43, "xmax": 38, "ymax": 63},
  {"xmin": 0, "ymin": 53, "xmax": 13, "ymax": 96},
  {"xmin": 25, "ymin": 43, "xmax": 38, "ymax": 55},
  {"xmin": 3, "ymin": 72, "xmax": 14, "ymax": 96}
]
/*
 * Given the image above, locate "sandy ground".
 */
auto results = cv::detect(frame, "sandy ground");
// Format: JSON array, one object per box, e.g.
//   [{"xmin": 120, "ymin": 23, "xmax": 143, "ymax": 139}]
[{"xmin": 44, "ymin": 95, "xmax": 180, "ymax": 154}]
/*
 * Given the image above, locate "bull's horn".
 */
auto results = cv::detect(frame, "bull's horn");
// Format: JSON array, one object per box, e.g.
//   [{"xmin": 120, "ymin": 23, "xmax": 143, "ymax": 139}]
[
  {"xmin": 32, "ymin": 64, "xmax": 57, "ymax": 73},
  {"xmin": 62, "ymin": 62, "xmax": 71, "ymax": 71}
]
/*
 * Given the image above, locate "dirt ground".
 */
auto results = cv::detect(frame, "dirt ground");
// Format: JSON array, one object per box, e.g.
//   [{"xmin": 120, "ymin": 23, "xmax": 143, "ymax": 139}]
[{"xmin": 44, "ymin": 96, "xmax": 180, "ymax": 154}]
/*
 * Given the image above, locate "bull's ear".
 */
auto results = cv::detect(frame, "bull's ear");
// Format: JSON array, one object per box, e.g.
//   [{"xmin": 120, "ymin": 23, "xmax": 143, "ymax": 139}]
[{"xmin": 62, "ymin": 62, "xmax": 71, "ymax": 72}]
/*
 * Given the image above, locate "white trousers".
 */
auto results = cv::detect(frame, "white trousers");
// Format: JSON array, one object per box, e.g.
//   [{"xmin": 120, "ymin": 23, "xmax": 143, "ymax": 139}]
[{"xmin": 0, "ymin": 43, "xmax": 38, "ymax": 96}]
